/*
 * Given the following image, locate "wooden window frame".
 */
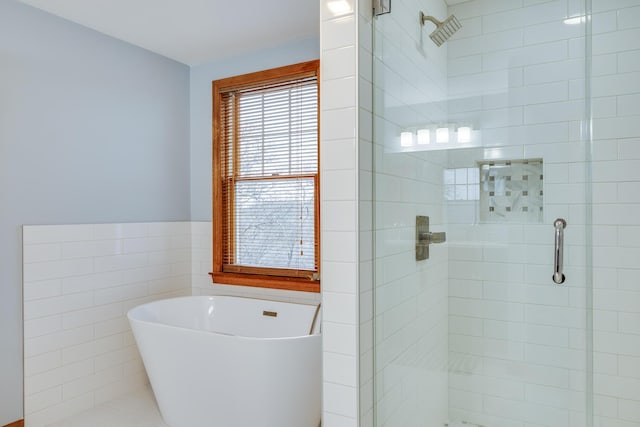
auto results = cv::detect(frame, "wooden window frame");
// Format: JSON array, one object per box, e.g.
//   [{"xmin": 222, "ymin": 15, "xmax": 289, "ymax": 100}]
[{"xmin": 211, "ymin": 60, "xmax": 320, "ymax": 293}]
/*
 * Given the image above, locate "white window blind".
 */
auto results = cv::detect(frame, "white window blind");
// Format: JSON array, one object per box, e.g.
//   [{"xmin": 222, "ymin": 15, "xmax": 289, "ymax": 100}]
[{"xmin": 219, "ymin": 75, "xmax": 318, "ymax": 274}]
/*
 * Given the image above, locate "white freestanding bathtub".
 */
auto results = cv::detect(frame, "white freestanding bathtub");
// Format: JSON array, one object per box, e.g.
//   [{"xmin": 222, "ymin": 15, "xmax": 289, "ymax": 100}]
[{"xmin": 127, "ymin": 296, "xmax": 322, "ymax": 427}]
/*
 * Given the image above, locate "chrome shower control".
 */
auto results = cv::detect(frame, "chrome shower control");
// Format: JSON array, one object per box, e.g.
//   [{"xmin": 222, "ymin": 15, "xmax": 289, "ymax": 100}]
[{"xmin": 416, "ymin": 215, "xmax": 446, "ymax": 260}]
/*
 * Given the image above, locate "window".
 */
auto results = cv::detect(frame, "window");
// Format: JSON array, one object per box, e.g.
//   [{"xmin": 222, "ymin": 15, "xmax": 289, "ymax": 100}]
[{"xmin": 211, "ymin": 60, "xmax": 320, "ymax": 292}]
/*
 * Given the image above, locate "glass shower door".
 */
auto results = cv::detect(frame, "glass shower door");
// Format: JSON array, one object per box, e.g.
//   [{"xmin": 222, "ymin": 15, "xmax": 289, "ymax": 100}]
[{"xmin": 371, "ymin": 0, "xmax": 591, "ymax": 426}]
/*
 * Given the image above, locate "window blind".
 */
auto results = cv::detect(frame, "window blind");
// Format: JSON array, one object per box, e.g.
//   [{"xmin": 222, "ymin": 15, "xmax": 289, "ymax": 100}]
[{"xmin": 219, "ymin": 75, "xmax": 318, "ymax": 275}]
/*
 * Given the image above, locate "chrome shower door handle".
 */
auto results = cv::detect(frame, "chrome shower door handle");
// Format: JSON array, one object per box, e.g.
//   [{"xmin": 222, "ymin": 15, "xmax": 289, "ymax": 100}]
[{"xmin": 553, "ymin": 218, "xmax": 567, "ymax": 284}]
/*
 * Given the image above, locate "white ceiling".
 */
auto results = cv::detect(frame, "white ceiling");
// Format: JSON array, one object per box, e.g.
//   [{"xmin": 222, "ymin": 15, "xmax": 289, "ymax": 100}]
[{"xmin": 17, "ymin": 0, "xmax": 320, "ymax": 66}]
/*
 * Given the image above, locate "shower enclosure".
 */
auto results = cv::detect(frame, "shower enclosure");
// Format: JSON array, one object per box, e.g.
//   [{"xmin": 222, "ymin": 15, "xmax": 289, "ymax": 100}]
[{"xmin": 366, "ymin": 0, "xmax": 640, "ymax": 426}]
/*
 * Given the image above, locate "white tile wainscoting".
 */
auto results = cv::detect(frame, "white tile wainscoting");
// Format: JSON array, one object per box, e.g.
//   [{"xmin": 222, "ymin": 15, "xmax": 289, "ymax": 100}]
[
  {"xmin": 22, "ymin": 221, "xmax": 320, "ymax": 426},
  {"xmin": 22, "ymin": 222, "xmax": 192, "ymax": 427}
]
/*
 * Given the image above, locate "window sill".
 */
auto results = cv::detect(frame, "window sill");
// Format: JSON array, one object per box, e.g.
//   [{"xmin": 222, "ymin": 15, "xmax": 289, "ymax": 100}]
[{"xmin": 209, "ymin": 272, "xmax": 320, "ymax": 293}]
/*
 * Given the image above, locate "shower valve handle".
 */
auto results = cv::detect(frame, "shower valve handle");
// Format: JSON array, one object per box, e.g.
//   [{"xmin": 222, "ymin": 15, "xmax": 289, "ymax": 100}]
[{"xmin": 416, "ymin": 216, "xmax": 446, "ymax": 261}]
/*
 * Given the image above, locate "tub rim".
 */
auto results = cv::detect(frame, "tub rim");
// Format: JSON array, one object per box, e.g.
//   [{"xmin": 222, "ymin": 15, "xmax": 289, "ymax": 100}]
[{"xmin": 127, "ymin": 295, "xmax": 322, "ymax": 341}]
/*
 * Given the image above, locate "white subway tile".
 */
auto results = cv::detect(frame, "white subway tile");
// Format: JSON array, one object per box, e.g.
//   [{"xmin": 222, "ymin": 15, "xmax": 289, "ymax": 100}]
[
  {"xmin": 592, "ymin": 72, "xmax": 640, "ymax": 98},
  {"xmin": 321, "ymin": 412, "xmax": 358, "ymax": 427},
  {"xmin": 322, "ymin": 46, "xmax": 356, "ymax": 80},
  {"xmin": 323, "ymin": 201, "xmax": 357, "ymax": 234},
  {"xmin": 449, "ymin": 389, "xmax": 483, "ymax": 412},
  {"xmin": 524, "ymin": 100, "xmax": 584, "ymax": 125},
  {"xmin": 23, "ymin": 225, "xmax": 93, "ymax": 245},
  {"xmin": 619, "ymin": 50, "xmax": 640, "ymax": 73},
  {"xmin": 94, "ymin": 317, "xmax": 131, "ymax": 338},
  {"xmin": 24, "ymin": 243, "xmax": 62, "ymax": 263},
  {"xmin": 92, "ymin": 223, "xmax": 147, "ymax": 240},
  {"xmin": 62, "ymin": 365, "xmax": 123, "ymax": 401},
  {"xmin": 25, "ymin": 386, "xmax": 62, "ymax": 414},
  {"xmin": 449, "ymin": 55, "xmax": 483, "ymax": 77},
  {"xmin": 618, "ymin": 137, "xmax": 640, "ymax": 159},
  {"xmin": 525, "ymin": 342, "xmax": 586, "ymax": 370},
  {"xmin": 514, "ymin": 40, "xmax": 570, "ymax": 68},
  {"xmin": 323, "ymin": 15, "xmax": 355, "ymax": 50},
  {"xmin": 147, "ymin": 221, "xmax": 189, "ymax": 236},
  {"xmin": 321, "ymin": 107, "xmax": 357, "ymax": 141},
  {"xmin": 451, "ymin": 0, "xmax": 522, "ymax": 20},
  {"xmin": 324, "ymin": 352, "xmax": 357, "ymax": 387},
  {"xmin": 525, "ymin": 304, "xmax": 585, "ymax": 329},
  {"xmin": 484, "ymin": 358, "xmax": 569, "ymax": 389},
  {"xmin": 323, "ymin": 382, "xmax": 358, "ymax": 418},
  {"xmin": 323, "ymin": 77, "xmax": 357, "ymax": 110},
  {"xmin": 592, "ymin": 139, "xmax": 618, "ymax": 161},
  {"xmin": 94, "ymin": 283, "xmax": 149, "ymax": 305},
  {"xmin": 93, "ymin": 253, "xmax": 148, "ymax": 273},
  {"xmin": 93, "ymin": 346, "xmax": 137, "ymax": 372},
  {"xmin": 593, "ymin": 11, "xmax": 618, "ymax": 34},
  {"xmin": 24, "ymin": 315, "xmax": 62, "ymax": 339},
  {"xmin": 449, "ymin": 372, "xmax": 525, "ymax": 400},
  {"xmin": 322, "ymin": 139, "xmax": 357, "ymax": 171},
  {"xmin": 62, "ymin": 271, "xmax": 120, "ymax": 294},
  {"xmin": 617, "ymin": 93, "xmax": 640, "ymax": 117},
  {"xmin": 62, "ymin": 334, "xmax": 123, "ymax": 365},
  {"xmin": 618, "ymin": 399, "xmax": 640, "ymax": 423},
  {"xmin": 25, "ymin": 351, "xmax": 62, "ymax": 377},
  {"xmin": 450, "ymin": 315, "xmax": 483, "ymax": 337},
  {"xmin": 618, "ymin": 225, "xmax": 640, "ymax": 246},
  {"xmin": 24, "ymin": 279, "xmax": 62, "ymax": 301},
  {"xmin": 524, "ymin": 20, "xmax": 583, "ymax": 46},
  {"xmin": 25, "ymin": 325, "xmax": 94, "ymax": 359},
  {"xmin": 62, "ymin": 240, "xmax": 123, "ymax": 259},
  {"xmin": 24, "ymin": 293, "xmax": 94, "ymax": 321},
  {"xmin": 23, "ymin": 258, "xmax": 94, "ymax": 282},
  {"xmin": 593, "ymin": 160, "xmax": 640, "ymax": 182},
  {"xmin": 593, "ymin": 54, "xmax": 618, "ymax": 76},
  {"xmin": 322, "ymin": 231, "xmax": 357, "ymax": 264},
  {"xmin": 323, "ymin": 292, "xmax": 357, "ymax": 324},
  {"xmin": 594, "ymin": 373, "xmax": 640, "ymax": 401},
  {"xmin": 62, "ymin": 303, "xmax": 122, "ymax": 330},
  {"xmin": 593, "ymin": 28, "xmax": 640, "ymax": 55},
  {"xmin": 26, "ymin": 359, "xmax": 94, "ymax": 395},
  {"xmin": 456, "ymin": 17, "xmax": 483, "ymax": 39}
]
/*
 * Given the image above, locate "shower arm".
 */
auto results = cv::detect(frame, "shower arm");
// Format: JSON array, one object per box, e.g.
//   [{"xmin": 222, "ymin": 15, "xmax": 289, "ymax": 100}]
[{"xmin": 420, "ymin": 12, "xmax": 443, "ymax": 27}]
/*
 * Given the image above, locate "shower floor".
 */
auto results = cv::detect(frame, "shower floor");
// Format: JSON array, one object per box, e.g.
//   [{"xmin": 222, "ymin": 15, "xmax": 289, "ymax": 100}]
[{"xmin": 45, "ymin": 385, "xmax": 168, "ymax": 427}]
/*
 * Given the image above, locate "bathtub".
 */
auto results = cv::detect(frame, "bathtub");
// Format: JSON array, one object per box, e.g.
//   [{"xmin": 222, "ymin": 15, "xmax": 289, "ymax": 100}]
[{"xmin": 127, "ymin": 296, "xmax": 322, "ymax": 427}]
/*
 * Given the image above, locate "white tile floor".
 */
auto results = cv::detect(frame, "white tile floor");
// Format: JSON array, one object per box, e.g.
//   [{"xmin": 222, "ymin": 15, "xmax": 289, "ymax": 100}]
[{"xmin": 46, "ymin": 385, "xmax": 168, "ymax": 427}]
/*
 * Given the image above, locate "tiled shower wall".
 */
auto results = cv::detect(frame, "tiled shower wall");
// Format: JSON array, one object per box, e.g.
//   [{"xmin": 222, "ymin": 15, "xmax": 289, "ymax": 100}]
[
  {"xmin": 371, "ymin": 0, "xmax": 451, "ymax": 425},
  {"xmin": 591, "ymin": 1, "xmax": 640, "ymax": 425},
  {"xmin": 444, "ymin": 0, "xmax": 592, "ymax": 425}
]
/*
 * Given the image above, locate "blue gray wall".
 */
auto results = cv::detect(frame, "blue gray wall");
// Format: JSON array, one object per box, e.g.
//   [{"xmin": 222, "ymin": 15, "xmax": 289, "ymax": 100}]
[{"xmin": 0, "ymin": 2, "xmax": 190, "ymax": 423}]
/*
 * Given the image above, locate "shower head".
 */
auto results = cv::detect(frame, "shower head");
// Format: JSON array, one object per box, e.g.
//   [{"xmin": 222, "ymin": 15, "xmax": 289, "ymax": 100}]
[{"xmin": 420, "ymin": 12, "xmax": 462, "ymax": 47}]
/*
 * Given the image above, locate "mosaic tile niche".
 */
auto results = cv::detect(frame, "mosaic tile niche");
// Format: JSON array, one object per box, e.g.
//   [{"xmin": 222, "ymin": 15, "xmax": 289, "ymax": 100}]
[{"xmin": 479, "ymin": 159, "xmax": 543, "ymax": 223}]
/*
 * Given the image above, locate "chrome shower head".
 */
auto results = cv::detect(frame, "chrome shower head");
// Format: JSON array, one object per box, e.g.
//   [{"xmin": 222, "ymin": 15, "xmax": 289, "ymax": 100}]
[{"xmin": 420, "ymin": 12, "xmax": 462, "ymax": 47}]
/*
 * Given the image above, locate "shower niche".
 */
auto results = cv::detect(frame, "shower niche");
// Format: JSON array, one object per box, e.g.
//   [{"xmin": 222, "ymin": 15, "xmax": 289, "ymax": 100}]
[
  {"xmin": 479, "ymin": 159, "xmax": 544, "ymax": 223},
  {"xmin": 445, "ymin": 158, "xmax": 544, "ymax": 223}
]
